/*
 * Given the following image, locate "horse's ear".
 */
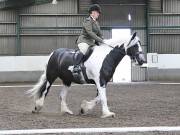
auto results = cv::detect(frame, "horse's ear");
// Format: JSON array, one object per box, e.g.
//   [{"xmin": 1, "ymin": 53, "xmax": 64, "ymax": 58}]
[{"xmin": 130, "ymin": 32, "xmax": 137, "ymax": 41}]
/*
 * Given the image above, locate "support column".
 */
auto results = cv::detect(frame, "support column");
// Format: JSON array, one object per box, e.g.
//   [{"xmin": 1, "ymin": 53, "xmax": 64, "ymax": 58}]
[
  {"xmin": 16, "ymin": 9, "xmax": 21, "ymax": 56},
  {"xmin": 146, "ymin": 0, "xmax": 149, "ymax": 53}
]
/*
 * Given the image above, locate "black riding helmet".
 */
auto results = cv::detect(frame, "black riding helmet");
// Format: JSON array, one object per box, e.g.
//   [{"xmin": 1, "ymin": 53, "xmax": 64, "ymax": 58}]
[{"xmin": 88, "ymin": 4, "xmax": 101, "ymax": 14}]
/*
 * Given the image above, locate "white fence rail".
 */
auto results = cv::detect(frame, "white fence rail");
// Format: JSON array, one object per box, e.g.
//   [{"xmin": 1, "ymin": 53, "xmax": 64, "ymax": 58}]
[{"xmin": 1, "ymin": 127, "xmax": 180, "ymax": 134}]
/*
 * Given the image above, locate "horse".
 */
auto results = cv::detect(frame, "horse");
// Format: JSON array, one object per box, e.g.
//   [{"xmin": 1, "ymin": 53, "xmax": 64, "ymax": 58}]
[{"xmin": 27, "ymin": 32, "xmax": 146, "ymax": 118}]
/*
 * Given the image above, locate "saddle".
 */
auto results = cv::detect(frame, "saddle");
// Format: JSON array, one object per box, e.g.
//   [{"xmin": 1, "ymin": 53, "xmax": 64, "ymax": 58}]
[
  {"xmin": 72, "ymin": 47, "xmax": 94, "ymax": 84},
  {"xmin": 73, "ymin": 47, "xmax": 93, "ymax": 64}
]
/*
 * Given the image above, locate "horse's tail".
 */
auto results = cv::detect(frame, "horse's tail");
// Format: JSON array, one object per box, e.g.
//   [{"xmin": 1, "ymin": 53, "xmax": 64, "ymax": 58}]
[{"xmin": 26, "ymin": 52, "xmax": 53, "ymax": 100}]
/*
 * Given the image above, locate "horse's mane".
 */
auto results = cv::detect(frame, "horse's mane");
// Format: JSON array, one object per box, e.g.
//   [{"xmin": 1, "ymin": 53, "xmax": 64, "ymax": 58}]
[{"xmin": 102, "ymin": 36, "xmax": 132, "ymax": 48}]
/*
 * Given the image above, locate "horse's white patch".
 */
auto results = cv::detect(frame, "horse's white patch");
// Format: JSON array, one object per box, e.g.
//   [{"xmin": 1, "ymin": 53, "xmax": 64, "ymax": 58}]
[
  {"xmin": 60, "ymin": 85, "xmax": 73, "ymax": 114},
  {"xmin": 35, "ymin": 96, "xmax": 44, "ymax": 107},
  {"xmin": 35, "ymin": 81, "xmax": 50, "ymax": 107},
  {"xmin": 68, "ymin": 66, "xmax": 74, "ymax": 72},
  {"xmin": 80, "ymin": 99, "xmax": 97, "ymax": 114},
  {"xmin": 84, "ymin": 45, "xmax": 112, "ymax": 80},
  {"xmin": 137, "ymin": 39, "xmax": 143, "ymax": 52},
  {"xmin": 98, "ymin": 87, "xmax": 109, "ymax": 112}
]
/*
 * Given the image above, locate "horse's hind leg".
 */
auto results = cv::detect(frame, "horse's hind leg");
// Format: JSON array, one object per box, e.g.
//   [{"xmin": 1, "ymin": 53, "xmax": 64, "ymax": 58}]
[
  {"xmin": 32, "ymin": 72, "xmax": 57, "ymax": 113},
  {"xmin": 32, "ymin": 81, "xmax": 52, "ymax": 113},
  {"xmin": 59, "ymin": 85, "xmax": 73, "ymax": 115}
]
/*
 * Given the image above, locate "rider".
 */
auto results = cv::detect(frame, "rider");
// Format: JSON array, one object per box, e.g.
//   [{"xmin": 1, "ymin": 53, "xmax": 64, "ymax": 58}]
[{"xmin": 73, "ymin": 4, "xmax": 104, "ymax": 75}]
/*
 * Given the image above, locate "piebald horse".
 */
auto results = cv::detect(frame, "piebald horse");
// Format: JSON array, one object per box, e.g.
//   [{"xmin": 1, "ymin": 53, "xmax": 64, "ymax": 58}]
[{"xmin": 27, "ymin": 32, "xmax": 146, "ymax": 118}]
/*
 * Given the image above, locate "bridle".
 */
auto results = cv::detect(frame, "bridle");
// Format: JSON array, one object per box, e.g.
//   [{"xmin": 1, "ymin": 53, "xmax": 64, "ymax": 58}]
[{"xmin": 103, "ymin": 39, "xmax": 142, "ymax": 56}]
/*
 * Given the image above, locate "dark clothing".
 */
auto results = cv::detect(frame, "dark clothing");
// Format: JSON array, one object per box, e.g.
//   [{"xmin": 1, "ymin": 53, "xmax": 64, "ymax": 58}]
[{"xmin": 77, "ymin": 16, "xmax": 103, "ymax": 46}]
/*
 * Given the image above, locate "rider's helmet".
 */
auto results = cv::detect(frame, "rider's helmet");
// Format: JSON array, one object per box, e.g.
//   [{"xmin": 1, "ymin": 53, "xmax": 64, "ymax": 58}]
[{"xmin": 88, "ymin": 4, "xmax": 101, "ymax": 14}]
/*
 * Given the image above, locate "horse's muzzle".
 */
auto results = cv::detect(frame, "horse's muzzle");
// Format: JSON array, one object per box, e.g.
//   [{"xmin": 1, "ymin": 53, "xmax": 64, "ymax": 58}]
[{"xmin": 136, "ymin": 53, "xmax": 146, "ymax": 66}]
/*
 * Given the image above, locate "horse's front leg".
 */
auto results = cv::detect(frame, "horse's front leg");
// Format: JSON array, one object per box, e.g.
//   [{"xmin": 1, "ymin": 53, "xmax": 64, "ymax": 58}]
[
  {"xmin": 59, "ymin": 85, "xmax": 73, "ymax": 115},
  {"xmin": 80, "ymin": 91, "xmax": 100, "ymax": 114},
  {"xmin": 80, "ymin": 85, "xmax": 115, "ymax": 118},
  {"xmin": 97, "ymin": 85, "xmax": 115, "ymax": 118}
]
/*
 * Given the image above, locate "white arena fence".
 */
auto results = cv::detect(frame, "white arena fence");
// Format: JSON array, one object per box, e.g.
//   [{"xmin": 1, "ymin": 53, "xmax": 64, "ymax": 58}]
[{"xmin": 0, "ymin": 127, "xmax": 180, "ymax": 134}]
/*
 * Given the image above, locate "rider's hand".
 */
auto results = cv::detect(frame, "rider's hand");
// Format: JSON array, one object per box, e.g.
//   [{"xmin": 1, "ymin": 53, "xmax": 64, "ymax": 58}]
[
  {"xmin": 103, "ymin": 40, "xmax": 109, "ymax": 44},
  {"xmin": 95, "ymin": 41, "xmax": 100, "ymax": 46}
]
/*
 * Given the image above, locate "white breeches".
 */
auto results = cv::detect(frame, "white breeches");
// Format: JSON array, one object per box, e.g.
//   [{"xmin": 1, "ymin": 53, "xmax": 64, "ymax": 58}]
[{"xmin": 78, "ymin": 43, "xmax": 90, "ymax": 55}]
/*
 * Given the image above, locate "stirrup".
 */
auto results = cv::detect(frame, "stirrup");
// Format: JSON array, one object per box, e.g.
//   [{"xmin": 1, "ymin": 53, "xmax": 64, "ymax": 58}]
[
  {"xmin": 72, "ymin": 72, "xmax": 84, "ymax": 83},
  {"xmin": 73, "ymin": 65, "xmax": 81, "ymax": 73}
]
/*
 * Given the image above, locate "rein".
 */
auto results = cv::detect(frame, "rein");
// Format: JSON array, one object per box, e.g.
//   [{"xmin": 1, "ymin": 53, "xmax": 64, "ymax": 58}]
[
  {"xmin": 104, "ymin": 43, "xmax": 128, "ymax": 55},
  {"xmin": 104, "ymin": 44, "xmax": 115, "ymax": 49},
  {"xmin": 102, "ymin": 38, "xmax": 140, "ymax": 55}
]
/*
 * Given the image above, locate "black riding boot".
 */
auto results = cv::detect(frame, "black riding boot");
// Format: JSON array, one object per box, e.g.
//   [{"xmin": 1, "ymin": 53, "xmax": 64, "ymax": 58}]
[{"xmin": 72, "ymin": 52, "xmax": 84, "ymax": 81}]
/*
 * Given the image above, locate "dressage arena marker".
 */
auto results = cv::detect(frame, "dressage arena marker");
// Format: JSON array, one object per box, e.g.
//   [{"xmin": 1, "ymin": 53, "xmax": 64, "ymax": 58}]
[{"xmin": 0, "ymin": 127, "xmax": 180, "ymax": 134}]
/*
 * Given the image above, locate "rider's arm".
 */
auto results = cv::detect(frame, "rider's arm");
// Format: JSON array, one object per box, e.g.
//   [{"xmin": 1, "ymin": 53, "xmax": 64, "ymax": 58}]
[
  {"xmin": 83, "ymin": 20, "xmax": 104, "ymax": 44},
  {"xmin": 97, "ymin": 31, "xmax": 103, "ymax": 39},
  {"xmin": 96, "ymin": 22, "xmax": 103, "ymax": 39}
]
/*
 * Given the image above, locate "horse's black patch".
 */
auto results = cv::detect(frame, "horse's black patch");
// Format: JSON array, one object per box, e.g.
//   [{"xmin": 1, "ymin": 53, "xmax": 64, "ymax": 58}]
[
  {"xmin": 46, "ymin": 48, "xmax": 77, "ymax": 86},
  {"xmin": 131, "ymin": 32, "xmax": 137, "ymax": 41},
  {"xmin": 81, "ymin": 65, "xmax": 95, "ymax": 84},
  {"xmin": 46, "ymin": 48, "xmax": 94, "ymax": 86},
  {"xmin": 99, "ymin": 45, "xmax": 126, "ymax": 87},
  {"xmin": 39, "ymin": 80, "xmax": 48, "ymax": 98}
]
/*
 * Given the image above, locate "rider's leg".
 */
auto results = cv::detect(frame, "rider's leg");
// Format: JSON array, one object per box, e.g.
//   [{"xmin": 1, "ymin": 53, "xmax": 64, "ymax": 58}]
[
  {"xmin": 78, "ymin": 42, "xmax": 90, "ymax": 55},
  {"xmin": 73, "ymin": 43, "xmax": 89, "ymax": 72}
]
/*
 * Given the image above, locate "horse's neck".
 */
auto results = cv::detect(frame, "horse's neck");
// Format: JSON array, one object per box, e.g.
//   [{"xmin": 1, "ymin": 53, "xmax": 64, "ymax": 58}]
[{"xmin": 104, "ymin": 46, "xmax": 126, "ymax": 72}]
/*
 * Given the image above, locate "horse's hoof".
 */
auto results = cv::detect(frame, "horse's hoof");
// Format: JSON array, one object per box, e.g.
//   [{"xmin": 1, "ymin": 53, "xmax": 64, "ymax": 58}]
[
  {"xmin": 32, "ymin": 110, "xmax": 36, "ymax": 113},
  {"xmin": 61, "ymin": 104, "xmax": 74, "ymax": 115},
  {"xmin": 61, "ymin": 110, "xmax": 73, "ymax": 115},
  {"xmin": 32, "ymin": 110, "xmax": 39, "ymax": 114},
  {"xmin": 32, "ymin": 107, "xmax": 40, "ymax": 114},
  {"xmin": 80, "ymin": 108, "xmax": 85, "ymax": 115},
  {"xmin": 101, "ymin": 112, "xmax": 115, "ymax": 118},
  {"xmin": 80, "ymin": 100, "xmax": 89, "ymax": 114}
]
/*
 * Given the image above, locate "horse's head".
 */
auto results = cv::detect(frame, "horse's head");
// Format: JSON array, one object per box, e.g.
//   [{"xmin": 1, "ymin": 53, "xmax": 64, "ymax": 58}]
[{"xmin": 125, "ymin": 32, "xmax": 146, "ymax": 65}]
